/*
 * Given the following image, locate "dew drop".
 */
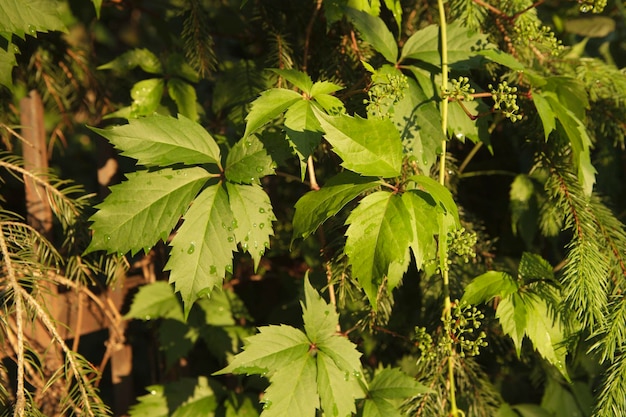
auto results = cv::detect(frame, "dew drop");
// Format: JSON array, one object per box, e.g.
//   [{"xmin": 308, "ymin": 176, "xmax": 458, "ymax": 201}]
[
  {"xmin": 244, "ymin": 234, "xmax": 250, "ymax": 241},
  {"xmin": 227, "ymin": 236, "xmax": 234, "ymax": 242},
  {"xmin": 254, "ymin": 241, "xmax": 258, "ymax": 248},
  {"xmin": 252, "ymin": 223, "xmax": 257, "ymax": 228},
  {"xmin": 227, "ymin": 226, "xmax": 233, "ymax": 232},
  {"xmin": 259, "ymin": 208, "xmax": 266, "ymax": 214},
  {"xmin": 104, "ymin": 234, "xmax": 112, "ymax": 241},
  {"xmin": 27, "ymin": 25, "xmax": 37, "ymax": 35},
  {"xmin": 246, "ymin": 140, "xmax": 252, "ymax": 147},
  {"xmin": 144, "ymin": 315, "xmax": 151, "ymax": 321},
  {"xmin": 258, "ymin": 250, "xmax": 264, "ymax": 257},
  {"xmin": 242, "ymin": 242, "xmax": 249, "ymax": 250},
  {"xmin": 324, "ymin": 310, "xmax": 329, "ymax": 316},
  {"xmin": 209, "ymin": 265, "xmax": 217, "ymax": 274},
  {"xmin": 343, "ymin": 371, "xmax": 350, "ymax": 381},
  {"xmin": 187, "ymin": 242, "xmax": 196, "ymax": 254},
  {"xmin": 150, "ymin": 390, "xmax": 157, "ymax": 395},
  {"xmin": 255, "ymin": 166, "xmax": 264, "ymax": 173},
  {"xmin": 455, "ymin": 132, "xmax": 465, "ymax": 140},
  {"xmin": 259, "ymin": 223, "xmax": 265, "ymax": 229},
  {"xmin": 250, "ymin": 177, "xmax": 256, "ymax": 182},
  {"xmin": 225, "ymin": 264, "xmax": 233, "ymax": 273},
  {"xmin": 352, "ymin": 370, "xmax": 361, "ymax": 378},
  {"xmin": 262, "ymin": 400, "xmax": 272, "ymax": 410}
]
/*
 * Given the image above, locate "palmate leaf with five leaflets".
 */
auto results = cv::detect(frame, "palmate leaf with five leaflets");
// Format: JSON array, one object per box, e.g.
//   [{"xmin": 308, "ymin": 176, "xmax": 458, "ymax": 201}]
[
  {"xmin": 166, "ymin": 184, "xmax": 238, "ymax": 318},
  {"xmin": 216, "ymin": 276, "xmax": 365, "ymax": 417},
  {"xmin": 85, "ymin": 167, "xmax": 211, "ymax": 256}
]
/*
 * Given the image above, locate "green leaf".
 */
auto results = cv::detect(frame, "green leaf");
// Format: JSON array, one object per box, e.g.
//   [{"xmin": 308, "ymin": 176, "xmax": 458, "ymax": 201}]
[
  {"xmin": 363, "ymin": 367, "xmax": 428, "ymax": 417},
  {"xmin": 158, "ymin": 319, "xmax": 197, "ymax": 368},
  {"xmin": 0, "ymin": 46, "xmax": 17, "ymax": 91},
  {"xmin": 345, "ymin": 8, "xmax": 397, "ymax": 63},
  {"xmin": 166, "ymin": 53, "xmax": 199, "ymax": 83},
  {"xmin": 542, "ymin": 77, "xmax": 589, "ymax": 121},
  {"xmin": 478, "ymin": 49, "xmax": 524, "ymax": 71},
  {"xmin": 524, "ymin": 296, "xmax": 569, "ymax": 379},
  {"xmin": 462, "ymin": 271, "xmax": 518, "ymax": 306},
  {"xmin": 314, "ymin": 110, "xmax": 403, "ymax": 178},
  {"xmin": 510, "ymin": 174, "xmax": 538, "ymax": 247},
  {"xmin": 518, "ymin": 252, "xmax": 554, "ymax": 283},
  {"xmin": 401, "ymin": 191, "xmax": 438, "ymax": 268},
  {"xmin": 89, "ymin": 114, "xmax": 222, "ymax": 167},
  {"xmin": 270, "ymin": 69, "xmax": 313, "ymax": 94},
  {"xmin": 447, "ymin": 97, "xmax": 490, "ymax": 145},
  {"xmin": 400, "ymin": 22, "xmax": 490, "ymax": 67},
  {"xmin": 302, "ymin": 274, "xmax": 340, "ymax": 343},
  {"xmin": 496, "ymin": 292, "xmax": 528, "ymax": 356},
  {"xmin": 284, "ymin": 100, "xmax": 324, "ymax": 179},
  {"xmin": 225, "ymin": 182, "xmax": 276, "ymax": 270},
  {"xmin": 216, "ymin": 325, "xmax": 310, "ymax": 375},
  {"xmin": 129, "ymin": 78, "xmax": 164, "ymax": 117},
  {"xmin": 316, "ymin": 351, "xmax": 362, "ymax": 417},
  {"xmin": 86, "ymin": 167, "xmax": 211, "ymax": 256},
  {"xmin": 543, "ymin": 92, "xmax": 596, "ymax": 195},
  {"xmin": 167, "ymin": 78, "xmax": 199, "ymax": 121},
  {"xmin": 407, "ymin": 175, "xmax": 460, "ymax": 226},
  {"xmin": 124, "ymin": 281, "xmax": 184, "ymax": 322},
  {"xmin": 243, "ymin": 88, "xmax": 302, "ymax": 138},
  {"xmin": 292, "ymin": 171, "xmax": 382, "ymax": 241},
  {"xmin": 129, "ymin": 377, "xmax": 217, "ymax": 417},
  {"xmin": 392, "ymin": 77, "xmax": 443, "ymax": 174},
  {"xmin": 91, "ymin": 0, "xmax": 102, "ymax": 19},
  {"xmin": 532, "ymin": 93, "xmax": 555, "ymax": 141},
  {"xmin": 0, "ymin": 0, "xmax": 66, "ymax": 38},
  {"xmin": 313, "ymin": 93, "xmax": 345, "ymax": 114},
  {"xmin": 225, "ymin": 135, "xmax": 275, "ymax": 184},
  {"xmin": 310, "ymin": 81, "xmax": 343, "ymax": 97},
  {"xmin": 345, "ymin": 191, "xmax": 412, "ymax": 306},
  {"xmin": 166, "ymin": 184, "xmax": 238, "ymax": 318},
  {"xmin": 98, "ymin": 48, "xmax": 163, "ymax": 74},
  {"xmin": 262, "ymin": 355, "xmax": 318, "ymax": 417}
]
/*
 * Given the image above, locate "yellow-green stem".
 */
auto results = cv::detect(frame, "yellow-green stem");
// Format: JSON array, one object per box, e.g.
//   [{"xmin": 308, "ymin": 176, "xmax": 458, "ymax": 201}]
[{"xmin": 436, "ymin": 1, "xmax": 459, "ymax": 415}]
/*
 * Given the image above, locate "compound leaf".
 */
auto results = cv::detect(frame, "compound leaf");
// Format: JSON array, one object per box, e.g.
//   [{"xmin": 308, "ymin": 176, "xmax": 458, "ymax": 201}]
[
  {"xmin": 292, "ymin": 171, "xmax": 382, "ymax": 242},
  {"xmin": 166, "ymin": 184, "xmax": 238, "ymax": 318},
  {"xmin": 315, "ymin": 110, "xmax": 403, "ymax": 178},
  {"xmin": 345, "ymin": 191, "xmax": 412, "ymax": 306},
  {"xmin": 462, "ymin": 271, "xmax": 518, "ymax": 306},
  {"xmin": 90, "ymin": 113, "xmax": 221, "ymax": 167},
  {"xmin": 225, "ymin": 182, "xmax": 275, "ymax": 270},
  {"xmin": 244, "ymin": 88, "xmax": 302, "ymax": 138},
  {"xmin": 317, "ymin": 351, "xmax": 362, "ymax": 417},
  {"xmin": 225, "ymin": 135, "xmax": 275, "ymax": 184},
  {"xmin": 125, "ymin": 281, "xmax": 184, "ymax": 322},
  {"xmin": 86, "ymin": 167, "xmax": 210, "ymax": 256}
]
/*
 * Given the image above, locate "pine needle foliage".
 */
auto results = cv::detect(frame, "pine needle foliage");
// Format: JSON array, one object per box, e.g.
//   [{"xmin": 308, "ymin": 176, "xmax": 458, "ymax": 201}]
[{"xmin": 181, "ymin": 0, "xmax": 217, "ymax": 79}]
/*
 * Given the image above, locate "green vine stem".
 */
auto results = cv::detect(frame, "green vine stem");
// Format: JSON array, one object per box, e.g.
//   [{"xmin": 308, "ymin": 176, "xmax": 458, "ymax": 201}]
[{"xmin": 436, "ymin": 1, "xmax": 461, "ymax": 416}]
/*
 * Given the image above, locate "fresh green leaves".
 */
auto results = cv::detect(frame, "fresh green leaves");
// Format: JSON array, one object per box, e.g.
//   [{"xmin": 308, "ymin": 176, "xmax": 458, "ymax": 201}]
[
  {"xmin": 217, "ymin": 276, "xmax": 365, "ymax": 417},
  {"xmin": 88, "ymin": 115, "xmax": 276, "ymax": 317},
  {"xmin": 128, "ymin": 377, "xmax": 218, "ymax": 417},
  {"xmin": 363, "ymin": 368, "xmax": 429, "ymax": 417},
  {"xmin": 345, "ymin": 8, "xmax": 398, "ymax": 63},
  {"xmin": 0, "ymin": 0, "xmax": 66, "ymax": 38}
]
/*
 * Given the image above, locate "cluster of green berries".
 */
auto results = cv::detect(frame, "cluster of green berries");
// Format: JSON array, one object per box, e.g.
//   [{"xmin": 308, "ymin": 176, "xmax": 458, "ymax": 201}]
[
  {"xmin": 448, "ymin": 227, "xmax": 477, "ymax": 263},
  {"xmin": 578, "ymin": 0, "xmax": 607, "ymax": 13},
  {"xmin": 365, "ymin": 73, "xmax": 408, "ymax": 118},
  {"xmin": 489, "ymin": 82, "xmax": 522, "ymax": 122},
  {"xmin": 450, "ymin": 301, "xmax": 488, "ymax": 358},
  {"xmin": 444, "ymin": 77, "xmax": 476, "ymax": 102},
  {"xmin": 514, "ymin": 22, "xmax": 563, "ymax": 57},
  {"xmin": 413, "ymin": 326, "xmax": 437, "ymax": 362}
]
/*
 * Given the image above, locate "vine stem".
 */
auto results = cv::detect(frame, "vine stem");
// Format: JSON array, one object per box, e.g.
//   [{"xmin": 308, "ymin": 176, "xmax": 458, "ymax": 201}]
[{"xmin": 436, "ymin": 1, "xmax": 460, "ymax": 416}]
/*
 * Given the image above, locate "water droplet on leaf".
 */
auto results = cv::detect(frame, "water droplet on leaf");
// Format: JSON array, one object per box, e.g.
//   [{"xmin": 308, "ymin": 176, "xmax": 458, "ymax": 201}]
[
  {"xmin": 104, "ymin": 234, "xmax": 111, "ymax": 241},
  {"xmin": 262, "ymin": 400, "xmax": 272, "ymax": 410},
  {"xmin": 209, "ymin": 265, "xmax": 217, "ymax": 274},
  {"xmin": 187, "ymin": 242, "xmax": 196, "ymax": 254},
  {"xmin": 255, "ymin": 166, "xmax": 263, "ymax": 173},
  {"xmin": 227, "ymin": 236, "xmax": 234, "ymax": 242},
  {"xmin": 259, "ymin": 208, "xmax": 265, "ymax": 213},
  {"xmin": 259, "ymin": 223, "xmax": 265, "ymax": 229},
  {"xmin": 225, "ymin": 264, "xmax": 233, "ymax": 273}
]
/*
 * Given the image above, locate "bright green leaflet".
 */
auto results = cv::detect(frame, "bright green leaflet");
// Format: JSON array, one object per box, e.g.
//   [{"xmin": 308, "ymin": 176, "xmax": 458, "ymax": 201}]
[
  {"xmin": 345, "ymin": 7, "xmax": 398, "ymax": 63},
  {"xmin": 124, "ymin": 281, "xmax": 184, "ymax": 322},
  {"xmin": 407, "ymin": 175, "xmax": 460, "ymax": 225},
  {"xmin": 98, "ymin": 48, "xmax": 163, "ymax": 74},
  {"xmin": 128, "ymin": 377, "xmax": 217, "ymax": 417},
  {"xmin": 284, "ymin": 99, "xmax": 324, "ymax": 179},
  {"xmin": 243, "ymin": 88, "xmax": 302, "ymax": 138},
  {"xmin": 401, "ymin": 191, "xmax": 439, "ymax": 268},
  {"xmin": 310, "ymin": 80, "xmax": 343, "ymax": 97},
  {"xmin": 400, "ymin": 22, "xmax": 491, "ymax": 67},
  {"xmin": 129, "ymin": 78, "xmax": 164, "ymax": 117},
  {"xmin": 89, "ymin": 113, "xmax": 222, "ymax": 167},
  {"xmin": 461, "ymin": 271, "xmax": 518, "ymax": 306},
  {"xmin": 363, "ymin": 367, "xmax": 429, "ymax": 417},
  {"xmin": 165, "ymin": 54, "xmax": 200, "ymax": 83},
  {"xmin": 292, "ymin": 171, "xmax": 382, "ymax": 242},
  {"xmin": 345, "ymin": 191, "xmax": 413, "ymax": 306},
  {"xmin": 168, "ymin": 78, "xmax": 199, "ymax": 121},
  {"xmin": 85, "ymin": 167, "xmax": 211, "ymax": 256},
  {"xmin": 314, "ymin": 109, "xmax": 403, "ymax": 178},
  {"xmin": 225, "ymin": 135, "xmax": 275, "ymax": 184},
  {"xmin": 270, "ymin": 68, "xmax": 313, "ymax": 94},
  {"xmin": 225, "ymin": 182, "xmax": 275, "ymax": 270},
  {"xmin": 0, "ymin": 47, "xmax": 16, "ymax": 90},
  {"xmin": 0, "ymin": 0, "xmax": 66, "ymax": 39},
  {"xmin": 217, "ymin": 276, "xmax": 365, "ymax": 416},
  {"xmin": 166, "ymin": 184, "xmax": 238, "ymax": 318}
]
